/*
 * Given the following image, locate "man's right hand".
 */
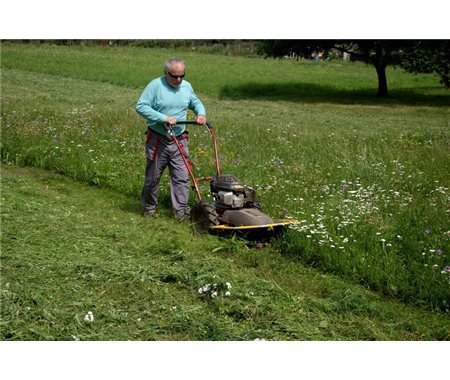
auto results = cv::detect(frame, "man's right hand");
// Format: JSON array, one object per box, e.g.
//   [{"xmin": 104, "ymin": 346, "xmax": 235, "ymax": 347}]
[{"xmin": 166, "ymin": 116, "xmax": 177, "ymax": 125}]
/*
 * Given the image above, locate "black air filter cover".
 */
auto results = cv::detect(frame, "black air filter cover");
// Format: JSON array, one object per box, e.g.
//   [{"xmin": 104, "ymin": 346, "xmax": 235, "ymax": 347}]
[{"xmin": 210, "ymin": 174, "xmax": 245, "ymax": 193}]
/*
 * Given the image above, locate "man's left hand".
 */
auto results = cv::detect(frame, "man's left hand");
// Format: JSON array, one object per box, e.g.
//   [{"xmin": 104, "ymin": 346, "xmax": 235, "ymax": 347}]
[{"xmin": 195, "ymin": 115, "xmax": 207, "ymax": 125}]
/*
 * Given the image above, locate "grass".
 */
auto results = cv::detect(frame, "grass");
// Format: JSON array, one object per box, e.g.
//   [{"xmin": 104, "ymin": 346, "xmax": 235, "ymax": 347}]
[
  {"xmin": 2, "ymin": 164, "xmax": 449, "ymax": 340},
  {"xmin": 1, "ymin": 42, "xmax": 449, "ymax": 324},
  {"xmin": 1, "ymin": 42, "xmax": 448, "ymax": 105}
]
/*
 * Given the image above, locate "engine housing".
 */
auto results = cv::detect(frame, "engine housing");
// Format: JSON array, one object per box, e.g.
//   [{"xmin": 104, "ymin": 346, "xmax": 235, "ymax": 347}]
[{"xmin": 210, "ymin": 174, "xmax": 257, "ymax": 209}]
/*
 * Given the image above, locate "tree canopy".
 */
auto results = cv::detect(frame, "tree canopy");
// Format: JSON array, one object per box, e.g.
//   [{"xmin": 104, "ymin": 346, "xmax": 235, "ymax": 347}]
[
  {"xmin": 257, "ymin": 40, "xmax": 449, "ymax": 97},
  {"xmin": 400, "ymin": 40, "xmax": 450, "ymax": 89}
]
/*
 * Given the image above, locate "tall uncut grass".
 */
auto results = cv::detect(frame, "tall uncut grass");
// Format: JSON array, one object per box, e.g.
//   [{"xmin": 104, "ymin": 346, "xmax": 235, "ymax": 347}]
[{"xmin": 1, "ymin": 42, "xmax": 449, "ymax": 311}]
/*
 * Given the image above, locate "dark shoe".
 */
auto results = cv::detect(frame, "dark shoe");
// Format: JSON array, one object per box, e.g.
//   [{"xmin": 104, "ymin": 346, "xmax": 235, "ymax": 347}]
[
  {"xmin": 175, "ymin": 209, "xmax": 190, "ymax": 221},
  {"xmin": 143, "ymin": 210, "xmax": 157, "ymax": 218}
]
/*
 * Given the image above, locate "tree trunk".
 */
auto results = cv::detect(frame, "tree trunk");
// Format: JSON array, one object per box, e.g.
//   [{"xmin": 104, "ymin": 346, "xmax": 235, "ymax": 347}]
[
  {"xmin": 375, "ymin": 63, "xmax": 388, "ymax": 97},
  {"xmin": 441, "ymin": 74, "xmax": 449, "ymax": 89}
]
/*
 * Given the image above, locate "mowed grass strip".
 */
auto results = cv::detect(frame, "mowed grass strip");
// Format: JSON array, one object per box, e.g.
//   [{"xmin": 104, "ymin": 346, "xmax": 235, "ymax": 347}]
[{"xmin": 1, "ymin": 164, "xmax": 449, "ymax": 341}]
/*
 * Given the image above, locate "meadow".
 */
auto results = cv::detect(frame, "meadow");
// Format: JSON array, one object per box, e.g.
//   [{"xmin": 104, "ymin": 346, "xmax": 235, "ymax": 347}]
[
  {"xmin": 3, "ymin": 163, "xmax": 449, "ymax": 340},
  {"xmin": 1, "ymin": 43, "xmax": 449, "ymax": 339}
]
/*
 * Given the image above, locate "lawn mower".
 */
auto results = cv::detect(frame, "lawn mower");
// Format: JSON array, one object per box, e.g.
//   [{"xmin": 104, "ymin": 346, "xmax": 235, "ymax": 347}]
[{"xmin": 165, "ymin": 121, "xmax": 296, "ymax": 242}]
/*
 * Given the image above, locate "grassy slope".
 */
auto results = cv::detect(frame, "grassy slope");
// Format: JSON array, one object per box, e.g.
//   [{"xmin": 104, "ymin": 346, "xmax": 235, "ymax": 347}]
[
  {"xmin": 1, "ymin": 164, "xmax": 449, "ymax": 341},
  {"xmin": 2, "ymin": 42, "xmax": 449, "ymax": 106}
]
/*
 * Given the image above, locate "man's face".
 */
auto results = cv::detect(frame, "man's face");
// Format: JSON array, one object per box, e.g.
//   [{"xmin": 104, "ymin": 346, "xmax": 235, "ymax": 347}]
[{"xmin": 165, "ymin": 62, "xmax": 185, "ymax": 88}]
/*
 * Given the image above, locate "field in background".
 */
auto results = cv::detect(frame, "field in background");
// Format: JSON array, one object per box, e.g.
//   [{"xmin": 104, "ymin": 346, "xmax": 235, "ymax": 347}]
[{"xmin": 1, "ymin": 43, "xmax": 449, "ymax": 318}]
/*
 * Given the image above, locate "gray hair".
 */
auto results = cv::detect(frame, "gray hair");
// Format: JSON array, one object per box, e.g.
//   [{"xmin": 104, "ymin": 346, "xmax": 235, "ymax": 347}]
[{"xmin": 164, "ymin": 57, "xmax": 186, "ymax": 73}]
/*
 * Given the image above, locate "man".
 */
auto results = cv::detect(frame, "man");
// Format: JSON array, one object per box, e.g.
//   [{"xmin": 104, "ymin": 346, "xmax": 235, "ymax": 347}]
[{"xmin": 136, "ymin": 57, "xmax": 207, "ymax": 219}]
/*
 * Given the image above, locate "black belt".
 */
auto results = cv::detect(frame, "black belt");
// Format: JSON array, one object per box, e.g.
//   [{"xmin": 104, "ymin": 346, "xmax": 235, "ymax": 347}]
[{"xmin": 147, "ymin": 129, "xmax": 188, "ymax": 142}]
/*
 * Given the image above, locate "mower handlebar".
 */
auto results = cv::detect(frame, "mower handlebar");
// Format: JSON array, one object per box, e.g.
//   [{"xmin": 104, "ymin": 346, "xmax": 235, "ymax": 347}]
[
  {"xmin": 164, "ymin": 120, "xmax": 212, "ymax": 130},
  {"xmin": 164, "ymin": 119, "xmax": 221, "ymax": 181}
]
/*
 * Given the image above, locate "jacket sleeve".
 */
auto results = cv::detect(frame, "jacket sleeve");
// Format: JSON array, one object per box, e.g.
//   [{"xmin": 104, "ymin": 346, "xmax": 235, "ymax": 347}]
[{"xmin": 135, "ymin": 82, "xmax": 167, "ymax": 123}]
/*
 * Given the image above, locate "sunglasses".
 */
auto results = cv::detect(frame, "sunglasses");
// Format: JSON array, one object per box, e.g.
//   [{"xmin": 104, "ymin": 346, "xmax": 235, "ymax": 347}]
[{"xmin": 167, "ymin": 72, "xmax": 185, "ymax": 79}]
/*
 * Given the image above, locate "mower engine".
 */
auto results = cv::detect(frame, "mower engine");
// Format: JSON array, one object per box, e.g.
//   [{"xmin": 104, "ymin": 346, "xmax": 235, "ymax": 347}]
[
  {"xmin": 210, "ymin": 175, "xmax": 257, "ymax": 209},
  {"xmin": 208, "ymin": 174, "xmax": 273, "ymax": 227}
]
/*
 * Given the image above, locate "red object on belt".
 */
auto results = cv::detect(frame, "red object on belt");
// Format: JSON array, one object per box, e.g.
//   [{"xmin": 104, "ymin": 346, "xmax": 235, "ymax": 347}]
[{"xmin": 145, "ymin": 131, "xmax": 153, "ymax": 145}]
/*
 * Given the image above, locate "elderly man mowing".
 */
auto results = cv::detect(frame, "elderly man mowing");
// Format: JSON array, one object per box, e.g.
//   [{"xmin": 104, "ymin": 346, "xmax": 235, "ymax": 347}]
[{"xmin": 136, "ymin": 57, "xmax": 207, "ymax": 219}]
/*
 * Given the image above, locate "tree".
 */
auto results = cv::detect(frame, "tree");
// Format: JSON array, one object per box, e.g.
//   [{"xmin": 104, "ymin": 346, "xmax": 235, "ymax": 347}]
[
  {"xmin": 256, "ymin": 40, "xmax": 336, "ymax": 60},
  {"xmin": 257, "ymin": 40, "xmax": 415, "ymax": 97},
  {"xmin": 333, "ymin": 40, "xmax": 411, "ymax": 97},
  {"xmin": 400, "ymin": 40, "xmax": 450, "ymax": 89}
]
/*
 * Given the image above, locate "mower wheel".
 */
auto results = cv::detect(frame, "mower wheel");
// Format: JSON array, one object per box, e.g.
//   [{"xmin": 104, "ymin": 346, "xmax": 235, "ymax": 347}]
[{"xmin": 190, "ymin": 201, "xmax": 219, "ymax": 234}]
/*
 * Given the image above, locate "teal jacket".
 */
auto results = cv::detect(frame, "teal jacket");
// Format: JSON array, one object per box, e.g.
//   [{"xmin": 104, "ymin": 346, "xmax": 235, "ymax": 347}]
[{"xmin": 136, "ymin": 76, "xmax": 206, "ymax": 137}]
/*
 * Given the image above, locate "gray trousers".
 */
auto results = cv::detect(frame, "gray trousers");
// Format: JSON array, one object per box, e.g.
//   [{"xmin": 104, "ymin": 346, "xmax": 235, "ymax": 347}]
[{"xmin": 141, "ymin": 132, "xmax": 190, "ymax": 218}]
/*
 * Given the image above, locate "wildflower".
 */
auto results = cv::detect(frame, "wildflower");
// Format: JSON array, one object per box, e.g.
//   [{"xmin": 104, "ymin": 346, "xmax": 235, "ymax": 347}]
[
  {"xmin": 198, "ymin": 284, "xmax": 211, "ymax": 294},
  {"xmin": 84, "ymin": 311, "xmax": 94, "ymax": 323},
  {"xmin": 225, "ymin": 291, "xmax": 231, "ymax": 297},
  {"xmin": 226, "ymin": 282, "xmax": 232, "ymax": 289}
]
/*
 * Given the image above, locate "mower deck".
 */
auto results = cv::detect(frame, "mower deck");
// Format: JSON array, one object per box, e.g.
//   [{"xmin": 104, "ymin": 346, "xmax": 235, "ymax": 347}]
[{"xmin": 209, "ymin": 219, "xmax": 296, "ymax": 241}]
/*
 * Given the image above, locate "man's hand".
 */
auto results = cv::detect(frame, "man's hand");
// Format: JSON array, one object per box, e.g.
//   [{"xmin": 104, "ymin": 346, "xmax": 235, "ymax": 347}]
[
  {"xmin": 166, "ymin": 116, "xmax": 177, "ymax": 125},
  {"xmin": 195, "ymin": 115, "xmax": 207, "ymax": 125}
]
